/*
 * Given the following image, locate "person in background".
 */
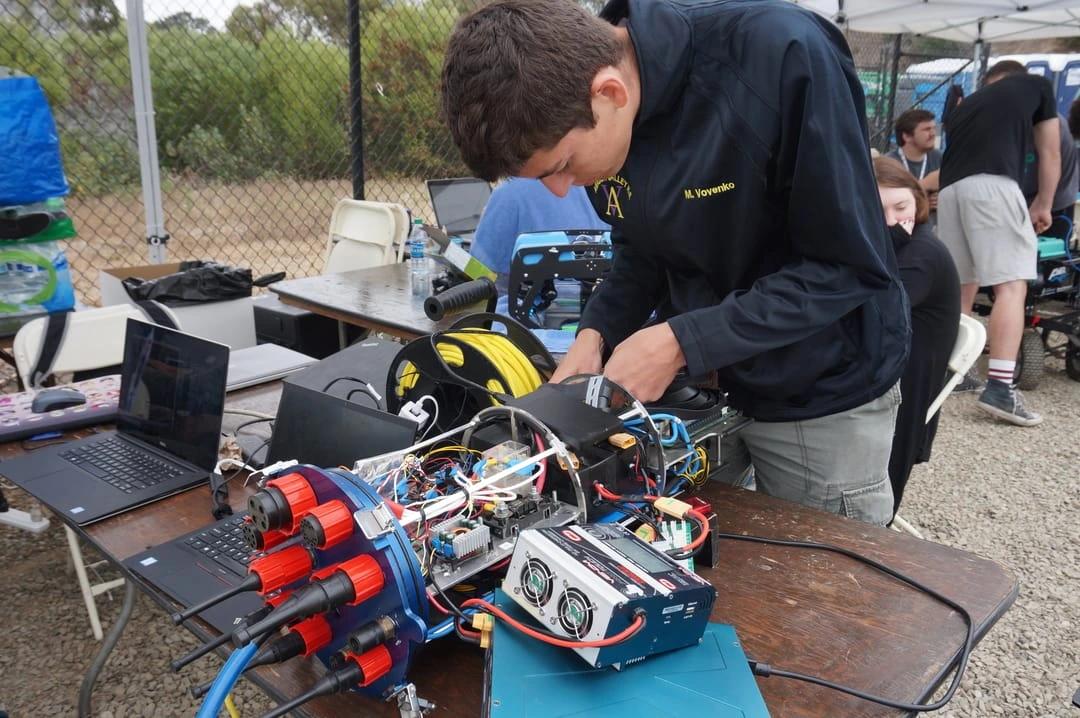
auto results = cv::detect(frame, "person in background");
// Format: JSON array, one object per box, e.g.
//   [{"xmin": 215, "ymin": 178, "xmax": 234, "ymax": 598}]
[
  {"xmin": 1021, "ymin": 110, "xmax": 1078, "ymax": 241},
  {"xmin": 937, "ymin": 59, "xmax": 1059, "ymax": 426},
  {"xmin": 469, "ymin": 177, "xmax": 609, "ymax": 291},
  {"xmin": 874, "ymin": 157, "xmax": 960, "ymax": 517},
  {"xmin": 886, "ymin": 109, "xmax": 943, "ymax": 221},
  {"xmin": 1069, "ymin": 96, "xmax": 1080, "ymax": 145}
]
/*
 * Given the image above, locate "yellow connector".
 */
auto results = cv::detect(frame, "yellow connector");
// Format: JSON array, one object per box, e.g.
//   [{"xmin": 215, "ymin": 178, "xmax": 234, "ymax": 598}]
[
  {"xmin": 634, "ymin": 524, "xmax": 657, "ymax": 542},
  {"xmin": 653, "ymin": 496, "xmax": 692, "ymax": 519},
  {"xmin": 557, "ymin": 452, "xmax": 581, "ymax": 471},
  {"xmin": 480, "ymin": 630, "xmax": 492, "ymax": 649},
  {"xmin": 472, "ymin": 613, "xmax": 495, "ymax": 632},
  {"xmin": 608, "ymin": 432, "xmax": 637, "ymax": 450}
]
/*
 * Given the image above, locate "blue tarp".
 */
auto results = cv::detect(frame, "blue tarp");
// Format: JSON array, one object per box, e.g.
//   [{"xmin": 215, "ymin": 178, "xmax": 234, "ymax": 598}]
[{"xmin": 0, "ymin": 76, "xmax": 69, "ymax": 206}]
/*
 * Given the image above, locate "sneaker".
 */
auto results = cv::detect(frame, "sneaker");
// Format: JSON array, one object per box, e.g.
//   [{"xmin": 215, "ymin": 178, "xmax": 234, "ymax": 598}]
[
  {"xmin": 976, "ymin": 380, "xmax": 1043, "ymax": 427},
  {"xmin": 955, "ymin": 371, "xmax": 984, "ymax": 393}
]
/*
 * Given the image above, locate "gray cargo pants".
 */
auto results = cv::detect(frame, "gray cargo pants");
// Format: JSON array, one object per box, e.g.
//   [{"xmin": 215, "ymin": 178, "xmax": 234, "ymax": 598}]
[{"xmin": 738, "ymin": 382, "xmax": 900, "ymax": 526}]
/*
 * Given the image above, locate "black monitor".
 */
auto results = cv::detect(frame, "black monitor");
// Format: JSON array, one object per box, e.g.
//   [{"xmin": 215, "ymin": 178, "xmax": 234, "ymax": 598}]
[
  {"xmin": 117, "ymin": 319, "xmax": 229, "ymax": 470},
  {"xmin": 426, "ymin": 177, "xmax": 492, "ymax": 236},
  {"xmin": 268, "ymin": 382, "xmax": 417, "ymax": 468}
]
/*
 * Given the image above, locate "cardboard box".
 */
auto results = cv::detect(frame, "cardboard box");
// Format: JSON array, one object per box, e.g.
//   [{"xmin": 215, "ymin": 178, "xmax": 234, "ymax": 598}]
[{"xmin": 99, "ymin": 263, "xmax": 257, "ymax": 349}]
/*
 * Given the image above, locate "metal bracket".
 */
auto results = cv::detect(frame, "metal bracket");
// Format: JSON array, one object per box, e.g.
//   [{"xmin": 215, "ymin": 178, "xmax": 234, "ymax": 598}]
[
  {"xmin": 147, "ymin": 233, "xmax": 170, "ymax": 246},
  {"xmin": 388, "ymin": 682, "xmax": 436, "ymax": 718}
]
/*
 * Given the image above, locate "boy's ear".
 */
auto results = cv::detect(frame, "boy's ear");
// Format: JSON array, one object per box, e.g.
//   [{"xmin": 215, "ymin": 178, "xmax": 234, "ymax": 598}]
[{"xmin": 591, "ymin": 68, "xmax": 629, "ymax": 109}]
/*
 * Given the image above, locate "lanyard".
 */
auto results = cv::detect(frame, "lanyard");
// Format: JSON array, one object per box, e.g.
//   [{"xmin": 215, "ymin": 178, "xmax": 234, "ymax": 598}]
[{"xmin": 901, "ymin": 153, "xmax": 928, "ymax": 180}]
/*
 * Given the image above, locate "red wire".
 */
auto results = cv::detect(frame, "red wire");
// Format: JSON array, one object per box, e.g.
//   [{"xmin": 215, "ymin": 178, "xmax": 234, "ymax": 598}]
[
  {"xmin": 532, "ymin": 432, "xmax": 548, "ymax": 494},
  {"xmin": 427, "ymin": 592, "xmax": 450, "ymax": 615},
  {"xmin": 461, "ymin": 598, "xmax": 645, "ymax": 648},
  {"xmin": 593, "ymin": 483, "xmax": 709, "ymax": 552}
]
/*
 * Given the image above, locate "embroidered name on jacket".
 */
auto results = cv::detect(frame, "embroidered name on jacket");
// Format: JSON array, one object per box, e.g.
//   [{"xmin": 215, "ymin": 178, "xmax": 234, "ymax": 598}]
[{"xmin": 684, "ymin": 182, "xmax": 736, "ymax": 199}]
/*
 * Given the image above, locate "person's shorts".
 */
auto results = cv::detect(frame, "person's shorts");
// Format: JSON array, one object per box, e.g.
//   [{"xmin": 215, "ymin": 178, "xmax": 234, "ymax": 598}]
[{"xmin": 937, "ymin": 174, "xmax": 1037, "ymax": 286}]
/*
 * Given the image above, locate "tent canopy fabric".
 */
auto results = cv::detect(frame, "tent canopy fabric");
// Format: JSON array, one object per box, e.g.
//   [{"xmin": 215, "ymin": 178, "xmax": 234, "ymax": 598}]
[{"xmin": 791, "ymin": 0, "xmax": 1080, "ymax": 40}]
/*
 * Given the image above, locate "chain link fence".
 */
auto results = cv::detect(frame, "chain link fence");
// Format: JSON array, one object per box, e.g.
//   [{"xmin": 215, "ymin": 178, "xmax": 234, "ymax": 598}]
[
  {"xmin": 1, "ymin": 2, "xmax": 977, "ymax": 307},
  {"xmin": 846, "ymin": 30, "xmax": 978, "ymax": 151}
]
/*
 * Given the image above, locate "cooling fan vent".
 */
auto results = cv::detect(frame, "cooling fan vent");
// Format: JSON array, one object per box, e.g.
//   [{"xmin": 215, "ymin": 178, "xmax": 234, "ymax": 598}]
[
  {"xmin": 520, "ymin": 557, "xmax": 555, "ymax": 607},
  {"xmin": 557, "ymin": 586, "xmax": 594, "ymax": 639}
]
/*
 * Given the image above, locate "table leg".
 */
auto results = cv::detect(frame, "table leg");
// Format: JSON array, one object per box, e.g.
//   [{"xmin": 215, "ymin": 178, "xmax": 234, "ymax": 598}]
[{"xmin": 77, "ymin": 579, "xmax": 136, "ymax": 718}]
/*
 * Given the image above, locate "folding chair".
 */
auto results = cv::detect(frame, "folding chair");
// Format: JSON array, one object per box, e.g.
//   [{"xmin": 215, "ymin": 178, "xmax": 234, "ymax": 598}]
[
  {"xmin": 324, "ymin": 200, "xmax": 405, "ymax": 273},
  {"xmin": 893, "ymin": 314, "xmax": 987, "ymax": 539}
]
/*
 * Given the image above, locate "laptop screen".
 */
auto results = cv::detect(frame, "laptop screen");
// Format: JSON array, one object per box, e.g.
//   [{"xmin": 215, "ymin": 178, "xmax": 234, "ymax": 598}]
[
  {"xmin": 117, "ymin": 319, "xmax": 229, "ymax": 470},
  {"xmin": 427, "ymin": 178, "xmax": 492, "ymax": 236},
  {"xmin": 268, "ymin": 383, "xmax": 416, "ymax": 468}
]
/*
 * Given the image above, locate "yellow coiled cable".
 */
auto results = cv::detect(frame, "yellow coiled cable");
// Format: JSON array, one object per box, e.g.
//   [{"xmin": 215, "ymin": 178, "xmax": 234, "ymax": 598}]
[{"xmin": 396, "ymin": 330, "xmax": 543, "ymax": 403}]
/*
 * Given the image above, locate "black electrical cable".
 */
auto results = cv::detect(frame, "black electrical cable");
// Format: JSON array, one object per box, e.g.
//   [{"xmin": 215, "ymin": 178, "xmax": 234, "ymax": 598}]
[
  {"xmin": 233, "ymin": 417, "xmax": 274, "ymax": 434},
  {"xmin": 345, "ymin": 386, "xmax": 380, "ymax": 407},
  {"xmin": 78, "ymin": 580, "xmax": 136, "ymax": 718},
  {"xmin": 224, "ymin": 437, "xmax": 273, "ymax": 487},
  {"xmin": 323, "ymin": 376, "xmax": 382, "ymax": 406},
  {"xmin": 719, "ymin": 532, "xmax": 975, "ymax": 713}
]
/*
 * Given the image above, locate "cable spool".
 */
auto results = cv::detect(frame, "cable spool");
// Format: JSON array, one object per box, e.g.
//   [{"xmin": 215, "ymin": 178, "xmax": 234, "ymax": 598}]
[{"xmin": 386, "ymin": 313, "xmax": 558, "ymax": 432}]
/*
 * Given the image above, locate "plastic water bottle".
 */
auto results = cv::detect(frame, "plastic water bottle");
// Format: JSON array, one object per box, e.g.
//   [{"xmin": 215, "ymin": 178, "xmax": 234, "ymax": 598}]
[{"xmin": 409, "ymin": 218, "xmax": 430, "ymax": 297}]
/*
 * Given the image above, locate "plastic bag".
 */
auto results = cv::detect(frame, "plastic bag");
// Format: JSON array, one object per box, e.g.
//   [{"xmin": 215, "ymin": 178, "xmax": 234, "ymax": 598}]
[
  {"xmin": 0, "ymin": 240, "xmax": 76, "ymax": 319},
  {"xmin": 121, "ymin": 261, "xmax": 255, "ymax": 306},
  {"xmin": 0, "ymin": 77, "xmax": 70, "ymax": 207}
]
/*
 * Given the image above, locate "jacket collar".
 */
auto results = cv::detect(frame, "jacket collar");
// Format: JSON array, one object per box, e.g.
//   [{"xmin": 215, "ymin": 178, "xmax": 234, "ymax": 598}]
[{"xmin": 600, "ymin": 0, "xmax": 694, "ymax": 127}]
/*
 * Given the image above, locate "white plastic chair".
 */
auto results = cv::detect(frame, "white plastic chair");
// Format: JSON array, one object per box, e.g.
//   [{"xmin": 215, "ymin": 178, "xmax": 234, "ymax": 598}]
[
  {"xmin": 925, "ymin": 314, "xmax": 988, "ymax": 423},
  {"xmin": 323, "ymin": 200, "xmax": 403, "ymax": 273},
  {"xmin": 893, "ymin": 314, "xmax": 987, "ymax": 540},
  {"xmin": 11, "ymin": 304, "xmax": 178, "ymax": 640}
]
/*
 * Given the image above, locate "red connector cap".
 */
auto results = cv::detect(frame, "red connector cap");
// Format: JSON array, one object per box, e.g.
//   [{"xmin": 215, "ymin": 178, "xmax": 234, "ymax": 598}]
[
  {"xmin": 249, "ymin": 545, "xmax": 313, "ymax": 595},
  {"xmin": 266, "ymin": 473, "xmax": 318, "ymax": 533},
  {"xmin": 290, "ymin": 614, "xmax": 333, "ymax": 657},
  {"xmin": 301, "ymin": 500, "xmax": 354, "ymax": 549},
  {"xmin": 341, "ymin": 645, "xmax": 392, "ymax": 687},
  {"xmin": 339, "ymin": 554, "xmax": 385, "ymax": 606}
]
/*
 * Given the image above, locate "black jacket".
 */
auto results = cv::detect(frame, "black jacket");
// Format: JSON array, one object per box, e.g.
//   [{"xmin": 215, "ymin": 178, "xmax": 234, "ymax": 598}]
[
  {"xmin": 580, "ymin": 0, "xmax": 910, "ymax": 421},
  {"xmin": 888, "ymin": 223, "xmax": 959, "ymax": 512}
]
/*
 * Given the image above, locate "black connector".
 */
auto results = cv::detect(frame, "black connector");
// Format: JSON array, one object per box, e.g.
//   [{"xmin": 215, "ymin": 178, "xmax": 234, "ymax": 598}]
[
  {"xmin": 233, "ymin": 571, "xmax": 355, "ymax": 646},
  {"xmin": 191, "ymin": 632, "xmax": 306, "ymax": 698},
  {"xmin": 260, "ymin": 662, "xmax": 364, "ymax": 718},
  {"xmin": 170, "ymin": 604, "xmax": 273, "ymax": 672},
  {"xmin": 346, "ymin": 616, "xmax": 396, "ymax": 655},
  {"xmin": 170, "ymin": 573, "xmax": 261, "ymax": 625}
]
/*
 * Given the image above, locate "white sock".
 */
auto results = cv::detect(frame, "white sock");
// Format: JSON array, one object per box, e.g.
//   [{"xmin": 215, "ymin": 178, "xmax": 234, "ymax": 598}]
[{"xmin": 987, "ymin": 359, "xmax": 1015, "ymax": 385}]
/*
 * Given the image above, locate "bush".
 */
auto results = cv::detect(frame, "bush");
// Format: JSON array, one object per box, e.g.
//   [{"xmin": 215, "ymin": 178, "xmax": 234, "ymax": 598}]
[{"xmin": 60, "ymin": 130, "xmax": 139, "ymax": 196}]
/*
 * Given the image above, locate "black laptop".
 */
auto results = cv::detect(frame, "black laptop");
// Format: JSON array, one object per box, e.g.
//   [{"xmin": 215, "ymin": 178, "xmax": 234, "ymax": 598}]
[
  {"xmin": 0, "ymin": 319, "xmax": 228, "ymax": 525},
  {"xmin": 125, "ymin": 369, "xmax": 417, "ymax": 632}
]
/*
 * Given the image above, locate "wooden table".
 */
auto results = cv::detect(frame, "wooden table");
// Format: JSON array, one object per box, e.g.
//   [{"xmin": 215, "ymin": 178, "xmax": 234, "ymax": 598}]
[
  {"xmin": 1, "ymin": 394, "xmax": 1018, "ymax": 717},
  {"xmin": 270, "ymin": 263, "xmax": 459, "ymax": 341}
]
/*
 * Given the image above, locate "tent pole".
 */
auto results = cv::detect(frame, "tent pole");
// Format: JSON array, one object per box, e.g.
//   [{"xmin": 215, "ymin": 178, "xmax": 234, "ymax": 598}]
[
  {"xmin": 348, "ymin": 0, "xmax": 365, "ymax": 200},
  {"xmin": 884, "ymin": 34, "xmax": 902, "ymax": 150},
  {"xmin": 972, "ymin": 21, "xmax": 986, "ymax": 91},
  {"xmin": 125, "ymin": 0, "xmax": 167, "ymax": 264}
]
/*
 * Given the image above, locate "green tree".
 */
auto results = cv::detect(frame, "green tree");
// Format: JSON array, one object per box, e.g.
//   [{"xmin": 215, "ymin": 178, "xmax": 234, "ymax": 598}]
[
  {"xmin": 225, "ymin": 3, "xmax": 284, "ymax": 44},
  {"xmin": 152, "ymin": 11, "xmax": 212, "ymax": 33}
]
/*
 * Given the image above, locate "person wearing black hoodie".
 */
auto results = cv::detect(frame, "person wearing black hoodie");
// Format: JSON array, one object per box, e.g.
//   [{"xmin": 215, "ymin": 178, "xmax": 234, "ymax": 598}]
[
  {"xmin": 440, "ymin": 0, "xmax": 910, "ymax": 524},
  {"xmin": 874, "ymin": 157, "xmax": 960, "ymax": 517}
]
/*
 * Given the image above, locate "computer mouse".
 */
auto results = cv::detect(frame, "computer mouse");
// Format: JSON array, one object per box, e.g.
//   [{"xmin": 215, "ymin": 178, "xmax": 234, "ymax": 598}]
[{"xmin": 31, "ymin": 387, "xmax": 87, "ymax": 413}]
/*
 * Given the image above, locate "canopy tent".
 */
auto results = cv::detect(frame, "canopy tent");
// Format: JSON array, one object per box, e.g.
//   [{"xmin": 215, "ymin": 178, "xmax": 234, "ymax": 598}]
[{"xmin": 791, "ymin": 0, "xmax": 1080, "ymax": 40}]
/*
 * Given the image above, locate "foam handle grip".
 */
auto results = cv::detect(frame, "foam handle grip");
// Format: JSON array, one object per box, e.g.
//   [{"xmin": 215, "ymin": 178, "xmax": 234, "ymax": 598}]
[{"xmin": 424, "ymin": 278, "xmax": 497, "ymax": 321}]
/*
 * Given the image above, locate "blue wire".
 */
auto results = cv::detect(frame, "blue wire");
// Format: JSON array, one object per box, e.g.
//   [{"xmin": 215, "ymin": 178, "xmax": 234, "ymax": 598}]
[{"xmin": 195, "ymin": 641, "xmax": 259, "ymax": 718}]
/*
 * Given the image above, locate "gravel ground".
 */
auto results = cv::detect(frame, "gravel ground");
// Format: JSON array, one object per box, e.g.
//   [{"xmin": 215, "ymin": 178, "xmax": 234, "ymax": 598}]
[{"xmin": 0, "ymin": 354, "xmax": 1077, "ymax": 717}]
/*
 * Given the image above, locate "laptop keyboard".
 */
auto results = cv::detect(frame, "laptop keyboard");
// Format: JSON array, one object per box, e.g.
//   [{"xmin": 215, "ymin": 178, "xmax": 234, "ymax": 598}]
[
  {"xmin": 183, "ymin": 514, "xmax": 252, "ymax": 578},
  {"xmin": 60, "ymin": 437, "xmax": 186, "ymax": 494}
]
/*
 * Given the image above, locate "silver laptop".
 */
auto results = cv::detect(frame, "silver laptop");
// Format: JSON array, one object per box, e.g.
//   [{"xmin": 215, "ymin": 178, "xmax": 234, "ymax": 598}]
[
  {"xmin": 226, "ymin": 344, "xmax": 316, "ymax": 392},
  {"xmin": 426, "ymin": 177, "xmax": 492, "ymax": 245}
]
